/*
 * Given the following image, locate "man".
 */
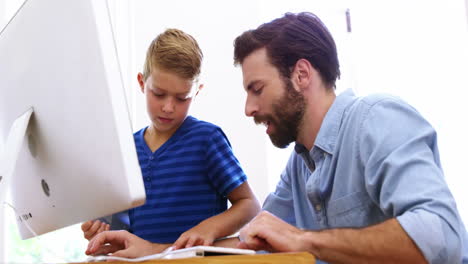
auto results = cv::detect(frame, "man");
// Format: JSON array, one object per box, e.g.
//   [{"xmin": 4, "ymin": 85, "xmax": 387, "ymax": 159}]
[{"xmin": 86, "ymin": 12, "xmax": 468, "ymax": 264}]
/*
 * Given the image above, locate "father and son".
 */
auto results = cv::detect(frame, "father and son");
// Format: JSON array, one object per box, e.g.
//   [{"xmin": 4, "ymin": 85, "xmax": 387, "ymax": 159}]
[{"xmin": 82, "ymin": 12, "xmax": 468, "ymax": 264}]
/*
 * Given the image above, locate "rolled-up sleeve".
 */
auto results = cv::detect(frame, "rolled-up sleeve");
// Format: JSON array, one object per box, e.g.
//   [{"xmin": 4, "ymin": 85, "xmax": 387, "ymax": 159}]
[{"xmin": 358, "ymin": 97, "xmax": 464, "ymax": 263}]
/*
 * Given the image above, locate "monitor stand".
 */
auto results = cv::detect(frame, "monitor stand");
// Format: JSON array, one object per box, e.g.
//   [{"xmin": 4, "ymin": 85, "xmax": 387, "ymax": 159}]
[{"xmin": 0, "ymin": 108, "xmax": 34, "ymax": 206}]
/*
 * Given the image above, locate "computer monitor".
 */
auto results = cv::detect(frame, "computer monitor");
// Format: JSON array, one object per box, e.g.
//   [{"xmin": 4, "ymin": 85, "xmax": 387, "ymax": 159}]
[{"xmin": 0, "ymin": 0, "xmax": 146, "ymax": 239}]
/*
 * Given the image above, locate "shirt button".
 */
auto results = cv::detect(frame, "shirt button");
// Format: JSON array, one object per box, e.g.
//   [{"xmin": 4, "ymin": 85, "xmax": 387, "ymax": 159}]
[
  {"xmin": 315, "ymin": 204, "xmax": 322, "ymax": 211},
  {"xmin": 149, "ymin": 156, "xmax": 153, "ymax": 160},
  {"xmin": 323, "ymin": 152, "xmax": 327, "ymax": 157},
  {"xmin": 146, "ymin": 177, "xmax": 151, "ymax": 181}
]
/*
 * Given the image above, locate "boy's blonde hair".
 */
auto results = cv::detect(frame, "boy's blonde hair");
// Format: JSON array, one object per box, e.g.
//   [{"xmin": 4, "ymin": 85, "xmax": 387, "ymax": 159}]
[{"xmin": 143, "ymin": 28, "xmax": 203, "ymax": 82}]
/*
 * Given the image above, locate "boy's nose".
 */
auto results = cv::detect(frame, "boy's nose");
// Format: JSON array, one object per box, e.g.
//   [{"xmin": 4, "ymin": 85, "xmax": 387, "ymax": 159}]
[{"xmin": 162, "ymin": 98, "xmax": 175, "ymax": 113}]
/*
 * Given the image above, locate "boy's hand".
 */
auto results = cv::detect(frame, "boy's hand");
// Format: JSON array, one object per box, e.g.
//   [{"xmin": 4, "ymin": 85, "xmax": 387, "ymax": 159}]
[
  {"xmin": 86, "ymin": 230, "xmax": 168, "ymax": 258},
  {"xmin": 81, "ymin": 220, "xmax": 110, "ymax": 241},
  {"xmin": 172, "ymin": 222, "xmax": 217, "ymax": 250}
]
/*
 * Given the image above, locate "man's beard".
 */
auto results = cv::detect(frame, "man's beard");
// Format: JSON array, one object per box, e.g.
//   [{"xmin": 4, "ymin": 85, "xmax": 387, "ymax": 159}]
[{"xmin": 255, "ymin": 77, "xmax": 306, "ymax": 148}]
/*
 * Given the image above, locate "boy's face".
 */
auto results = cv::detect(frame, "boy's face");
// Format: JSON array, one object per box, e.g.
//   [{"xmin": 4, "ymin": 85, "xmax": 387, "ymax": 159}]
[{"xmin": 138, "ymin": 68, "xmax": 197, "ymax": 134}]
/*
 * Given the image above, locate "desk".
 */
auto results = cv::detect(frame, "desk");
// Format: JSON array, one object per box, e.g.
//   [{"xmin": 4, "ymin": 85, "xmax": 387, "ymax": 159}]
[{"xmin": 80, "ymin": 252, "xmax": 315, "ymax": 264}]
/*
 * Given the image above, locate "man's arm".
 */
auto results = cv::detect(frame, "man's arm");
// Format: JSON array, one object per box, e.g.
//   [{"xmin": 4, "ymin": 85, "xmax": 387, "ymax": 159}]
[
  {"xmin": 305, "ymin": 218, "xmax": 427, "ymax": 264},
  {"xmin": 239, "ymin": 211, "xmax": 427, "ymax": 264},
  {"xmin": 357, "ymin": 98, "xmax": 464, "ymax": 263}
]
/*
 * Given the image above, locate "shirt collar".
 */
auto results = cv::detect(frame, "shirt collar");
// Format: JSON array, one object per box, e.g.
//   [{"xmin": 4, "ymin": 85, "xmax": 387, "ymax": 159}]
[{"xmin": 307, "ymin": 89, "xmax": 357, "ymax": 155}]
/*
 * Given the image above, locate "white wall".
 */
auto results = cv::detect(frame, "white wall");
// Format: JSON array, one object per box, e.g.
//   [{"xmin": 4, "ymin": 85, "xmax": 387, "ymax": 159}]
[
  {"xmin": 0, "ymin": 0, "xmax": 8, "ymax": 250},
  {"xmin": 349, "ymin": 0, "xmax": 468, "ymax": 223},
  {"xmin": 0, "ymin": 0, "xmax": 5, "ymax": 257},
  {"xmin": 466, "ymin": 0, "xmax": 468, "ymax": 27}
]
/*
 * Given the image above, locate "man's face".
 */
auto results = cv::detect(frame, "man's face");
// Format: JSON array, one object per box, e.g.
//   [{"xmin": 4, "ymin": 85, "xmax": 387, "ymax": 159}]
[{"xmin": 242, "ymin": 48, "xmax": 305, "ymax": 148}]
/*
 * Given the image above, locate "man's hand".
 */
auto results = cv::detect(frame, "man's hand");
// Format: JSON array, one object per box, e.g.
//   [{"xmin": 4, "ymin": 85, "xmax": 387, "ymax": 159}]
[
  {"xmin": 172, "ymin": 222, "xmax": 217, "ymax": 250},
  {"xmin": 239, "ymin": 212, "xmax": 428, "ymax": 264},
  {"xmin": 238, "ymin": 211, "xmax": 307, "ymax": 252},
  {"xmin": 81, "ymin": 220, "xmax": 110, "ymax": 241},
  {"xmin": 85, "ymin": 230, "xmax": 168, "ymax": 258}
]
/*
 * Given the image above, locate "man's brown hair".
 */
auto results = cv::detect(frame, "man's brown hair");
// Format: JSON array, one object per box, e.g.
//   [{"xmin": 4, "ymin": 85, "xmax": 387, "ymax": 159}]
[{"xmin": 234, "ymin": 12, "xmax": 340, "ymax": 89}]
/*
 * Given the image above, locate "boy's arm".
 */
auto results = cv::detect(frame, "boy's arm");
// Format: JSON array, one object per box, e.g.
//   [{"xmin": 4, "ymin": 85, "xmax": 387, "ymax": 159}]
[
  {"xmin": 172, "ymin": 182, "xmax": 260, "ymax": 249},
  {"xmin": 86, "ymin": 230, "xmax": 172, "ymax": 258},
  {"xmin": 85, "ymin": 230, "xmax": 239, "ymax": 258}
]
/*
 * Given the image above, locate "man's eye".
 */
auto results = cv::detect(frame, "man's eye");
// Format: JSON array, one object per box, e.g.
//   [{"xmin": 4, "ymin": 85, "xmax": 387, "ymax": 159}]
[{"xmin": 253, "ymin": 86, "xmax": 263, "ymax": 95}]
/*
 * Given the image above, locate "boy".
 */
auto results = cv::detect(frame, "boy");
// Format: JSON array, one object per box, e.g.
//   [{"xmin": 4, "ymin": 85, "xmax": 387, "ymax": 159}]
[{"xmin": 82, "ymin": 28, "xmax": 260, "ymax": 251}]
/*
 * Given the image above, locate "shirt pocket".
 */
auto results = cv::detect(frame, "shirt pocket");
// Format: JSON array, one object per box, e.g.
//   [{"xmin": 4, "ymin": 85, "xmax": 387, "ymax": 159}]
[{"xmin": 327, "ymin": 191, "xmax": 374, "ymax": 228}]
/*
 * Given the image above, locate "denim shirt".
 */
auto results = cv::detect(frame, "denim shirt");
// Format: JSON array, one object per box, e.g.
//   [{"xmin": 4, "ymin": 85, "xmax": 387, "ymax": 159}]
[{"xmin": 263, "ymin": 89, "xmax": 468, "ymax": 264}]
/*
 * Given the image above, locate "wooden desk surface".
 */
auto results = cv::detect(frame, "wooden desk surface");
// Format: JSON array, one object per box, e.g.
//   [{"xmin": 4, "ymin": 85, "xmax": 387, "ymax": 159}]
[{"xmin": 81, "ymin": 252, "xmax": 315, "ymax": 264}]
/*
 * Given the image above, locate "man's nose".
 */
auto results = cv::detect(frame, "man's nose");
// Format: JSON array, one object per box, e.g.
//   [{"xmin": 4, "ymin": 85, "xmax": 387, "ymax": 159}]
[{"xmin": 245, "ymin": 96, "xmax": 258, "ymax": 117}]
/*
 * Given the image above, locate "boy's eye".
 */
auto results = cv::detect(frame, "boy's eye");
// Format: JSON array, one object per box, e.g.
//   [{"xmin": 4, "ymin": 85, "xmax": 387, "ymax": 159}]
[
  {"xmin": 176, "ymin": 97, "xmax": 189, "ymax": 102},
  {"xmin": 152, "ymin": 91, "xmax": 164, "ymax": 97}
]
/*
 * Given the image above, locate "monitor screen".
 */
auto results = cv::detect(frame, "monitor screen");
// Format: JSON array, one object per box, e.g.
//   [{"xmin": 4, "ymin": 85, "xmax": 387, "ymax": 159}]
[{"xmin": 0, "ymin": 0, "xmax": 146, "ymax": 239}]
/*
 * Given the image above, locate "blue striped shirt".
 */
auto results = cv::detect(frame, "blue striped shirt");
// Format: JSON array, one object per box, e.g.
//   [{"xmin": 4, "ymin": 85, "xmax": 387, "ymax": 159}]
[{"xmin": 129, "ymin": 116, "xmax": 247, "ymax": 243}]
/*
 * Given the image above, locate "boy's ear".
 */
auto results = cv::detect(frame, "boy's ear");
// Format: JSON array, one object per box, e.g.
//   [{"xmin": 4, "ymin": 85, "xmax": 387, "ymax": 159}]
[
  {"xmin": 195, "ymin": 83, "xmax": 204, "ymax": 97},
  {"xmin": 137, "ymin": 72, "xmax": 145, "ymax": 93}
]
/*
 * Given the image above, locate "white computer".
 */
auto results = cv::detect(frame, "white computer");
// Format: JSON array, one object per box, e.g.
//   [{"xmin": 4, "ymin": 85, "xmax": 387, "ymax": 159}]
[{"xmin": 0, "ymin": 0, "xmax": 145, "ymax": 239}]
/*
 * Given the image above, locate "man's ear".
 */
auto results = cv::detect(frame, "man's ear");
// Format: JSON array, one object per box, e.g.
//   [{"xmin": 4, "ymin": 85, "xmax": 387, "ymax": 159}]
[
  {"xmin": 292, "ymin": 59, "xmax": 313, "ymax": 91},
  {"xmin": 137, "ymin": 72, "xmax": 145, "ymax": 93}
]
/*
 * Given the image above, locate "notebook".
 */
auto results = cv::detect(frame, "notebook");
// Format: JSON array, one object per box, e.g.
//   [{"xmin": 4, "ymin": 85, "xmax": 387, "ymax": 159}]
[{"xmin": 87, "ymin": 246, "xmax": 256, "ymax": 262}]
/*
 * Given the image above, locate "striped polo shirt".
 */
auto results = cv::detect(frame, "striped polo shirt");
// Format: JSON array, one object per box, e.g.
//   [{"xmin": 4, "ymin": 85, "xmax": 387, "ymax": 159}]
[{"xmin": 129, "ymin": 116, "xmax": 247, "ymax": 243}]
